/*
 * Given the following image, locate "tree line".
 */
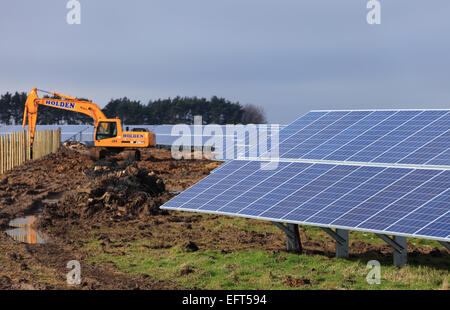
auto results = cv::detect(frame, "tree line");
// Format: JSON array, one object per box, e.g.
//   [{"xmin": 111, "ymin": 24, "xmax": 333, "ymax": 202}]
[{"xmin": 0, "ymin": 91, "xmax": 266, "ymax": 125}]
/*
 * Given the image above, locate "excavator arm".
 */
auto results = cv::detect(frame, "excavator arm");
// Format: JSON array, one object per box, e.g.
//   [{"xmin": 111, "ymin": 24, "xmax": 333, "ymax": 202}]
[{"xmin": 23, "ymin": 88, "xmax": 107, "ymax": 144}]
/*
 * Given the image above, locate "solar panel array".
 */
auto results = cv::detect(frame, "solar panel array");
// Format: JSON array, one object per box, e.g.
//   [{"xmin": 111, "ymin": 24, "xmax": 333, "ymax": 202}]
[
  {"xmin": 260, "ymin": 110, "xmax": 450, "ymax": 166},
  {"xmin": 162, "ymin": 109, "xmax": 450, "ymax": 242}
]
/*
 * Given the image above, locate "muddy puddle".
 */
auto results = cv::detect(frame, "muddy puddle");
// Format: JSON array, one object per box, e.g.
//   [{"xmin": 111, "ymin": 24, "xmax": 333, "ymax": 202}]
[
  {"xmin": 4, "ymin": 192, "xmax": 63, "ymax": 244},
  {"xmin": 5, "ymin": 215, "xmax": 47, "ymax": 244}
]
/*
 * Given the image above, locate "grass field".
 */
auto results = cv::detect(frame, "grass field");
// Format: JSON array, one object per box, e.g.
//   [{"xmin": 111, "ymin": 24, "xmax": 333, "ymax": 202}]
[{"xmin": 79, "ymin": 215, "xmax": 449, "ymax": 290}]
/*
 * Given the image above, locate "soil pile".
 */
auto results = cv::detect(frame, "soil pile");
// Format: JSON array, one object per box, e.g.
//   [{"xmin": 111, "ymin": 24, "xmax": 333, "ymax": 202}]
[
  {"xmin": 63, "ymin": 141, "xmax": 90, "ymax": 152},
  {"xmin": 0, "ymin": 147, "xmax": 93, "ymax": 228},
  {"xmin": 38, "ymin": 158, "xmax": 172, "ymax": 228}
]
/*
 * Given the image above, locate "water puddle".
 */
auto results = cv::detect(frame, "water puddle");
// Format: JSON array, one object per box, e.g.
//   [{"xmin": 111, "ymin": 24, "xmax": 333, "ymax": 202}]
[
  {"xmin": 3, "ymin": 192, "xmax": 62, "ymax": 244},
  {"xmin": 5, "ymin": 215, "xmax": 47, "ymax": 244}
]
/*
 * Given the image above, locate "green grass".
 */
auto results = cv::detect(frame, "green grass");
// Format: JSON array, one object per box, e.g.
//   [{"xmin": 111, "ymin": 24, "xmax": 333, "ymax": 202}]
[
  {"xmin": 86, "ymin": 246, "xmax": 448, "ymax": 289},
  {"xmin": 72, "ymin": 213, "xmax": 449, "ymax": 290},
  {"xmin": 83, "ymin": 233, "xmax": 449, "ymax": 290}
]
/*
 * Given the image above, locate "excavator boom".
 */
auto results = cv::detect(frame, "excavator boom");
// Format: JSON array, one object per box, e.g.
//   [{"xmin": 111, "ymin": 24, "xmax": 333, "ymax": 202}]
[{"xmin": 23, "ymin": 88, "xmax": 107, "ymax": 144}]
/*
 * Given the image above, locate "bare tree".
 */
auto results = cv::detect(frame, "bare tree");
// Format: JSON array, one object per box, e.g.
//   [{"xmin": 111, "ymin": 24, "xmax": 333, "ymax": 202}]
[{"xmin": 241, "ymin": 104, "xmax": 267, "ymax": 124}]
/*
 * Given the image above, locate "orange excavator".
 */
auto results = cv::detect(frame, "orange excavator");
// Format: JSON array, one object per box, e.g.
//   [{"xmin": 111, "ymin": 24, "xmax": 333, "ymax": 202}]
[{"xmin": 23, "ymin": 88, "xmax": 156, "ymax": 160}]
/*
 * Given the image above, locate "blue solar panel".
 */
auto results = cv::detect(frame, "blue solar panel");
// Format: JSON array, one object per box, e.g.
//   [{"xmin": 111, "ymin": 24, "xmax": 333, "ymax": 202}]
[
  {"xmin": 257, "ymin": 109, "xmax": 450, "ymax": 167},
  {"xmin": 162, "ymin": 160, "xmax": 450, "ymax": 242},
  {"xmin": 161, "ymin": 109, "xmax": 450, "ymax": 243}
]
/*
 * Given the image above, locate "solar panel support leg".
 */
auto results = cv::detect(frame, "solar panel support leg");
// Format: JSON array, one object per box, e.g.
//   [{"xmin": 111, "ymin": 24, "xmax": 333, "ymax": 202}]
[
  {"xmin": 376, "ymin": 234, "xmax": 407, "ymax": 267},
  {"xmin": 438, "ymin": 241, "xmax": 450, "ymax": 252},
  {"xmin": 272, "ymin": 222, "xmax": 302, "ymax": 253},
  {"xmin": 321, "ymin": 228, "xmax": 349, "ymax": 258}
]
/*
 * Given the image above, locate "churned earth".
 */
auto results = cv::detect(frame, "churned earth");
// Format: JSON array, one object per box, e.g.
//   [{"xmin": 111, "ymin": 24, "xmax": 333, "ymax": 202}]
[{"xmin": 0, "ymin": 145, "xmax": 448, "ymax": 290}]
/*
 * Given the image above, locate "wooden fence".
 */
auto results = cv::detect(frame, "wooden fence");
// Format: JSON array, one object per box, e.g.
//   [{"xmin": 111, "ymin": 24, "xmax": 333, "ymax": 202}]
[{"xmin": 0, "ymin": 129, "xmax": 61, "ymax": 174}]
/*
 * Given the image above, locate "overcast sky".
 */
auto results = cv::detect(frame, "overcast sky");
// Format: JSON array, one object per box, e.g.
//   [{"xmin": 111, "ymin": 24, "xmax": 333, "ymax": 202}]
[{"xmin": 1, "ymin": 1, "xmax": 449, "ymax": 123}]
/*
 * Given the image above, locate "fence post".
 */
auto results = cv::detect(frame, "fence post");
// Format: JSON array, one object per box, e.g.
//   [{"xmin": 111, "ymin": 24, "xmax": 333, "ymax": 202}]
[
  {"xmin": 8, "ymin": 133, "xmax": 10, "ymax": 171},
  {"xmin": 26, "ymin": 131, "xmax": 29, "ymax": 161},
  {"xmin": 33, "ymin": 131, "xmax": 36, "ymax": 160},
  {"xmin": 0, "ymin": 136, "xmax": 3, "ymax": 174},
  {"xmin": 10, "ymin": 133, "xmax": 13, "ymax": 170},
  {"xmin": 14, "ymin": 132, "xmax": 17, "ymax": 169},
  {"xmin": 58, "ymin": 128, "xmax": 61, "ymax": 151},
  {"xmin": 1, "ymin": 136, "xmax": 3, "ymax": 174}
]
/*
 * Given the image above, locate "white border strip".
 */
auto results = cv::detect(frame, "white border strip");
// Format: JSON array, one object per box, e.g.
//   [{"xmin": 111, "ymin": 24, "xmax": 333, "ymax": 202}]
[
  {"xmin": 244, "ymin": 156, "xmax": 450, "ymax": 171},
  {"xmin": 311, "ymin": 109, "xmax": 450, "ymax": 112}
]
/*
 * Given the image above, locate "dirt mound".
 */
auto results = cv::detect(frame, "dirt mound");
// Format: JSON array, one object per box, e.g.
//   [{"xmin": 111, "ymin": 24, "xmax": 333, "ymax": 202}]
[
  {"xmin": 283, "ymin": 276, "xmax": 315, "ymax": 287},
  {"xmin": 0, "ymin": 276, "xmax": 12, "ymax": 289},
  {"xmin": 38, "ymin": 159, "xmax": 171, "ymax": 228},
  {"xmin": 183, "ymin": 241, "xmax": 199, "ymax": 252},
  {"xmin": 0, "ymin": 146, "xmax": 93, "ymax": 223},
  {"xmin": 63, "ymin": 141, "xmax": 90, "ymax": 152}
]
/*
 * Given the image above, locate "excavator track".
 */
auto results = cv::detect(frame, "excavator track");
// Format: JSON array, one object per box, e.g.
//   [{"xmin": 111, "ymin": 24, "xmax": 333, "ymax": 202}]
[
  {"xmin": 89, "ymin": 149, "xmax": 108, "ymax": 161},
  {"xmin": 88, "ymin": 148, "xmax": 141, "ymax": 161}
]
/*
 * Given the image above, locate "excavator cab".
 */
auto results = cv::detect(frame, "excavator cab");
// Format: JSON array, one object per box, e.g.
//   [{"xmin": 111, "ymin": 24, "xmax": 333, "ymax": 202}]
[{"xmin": 95, "ymin": 121, "xmax": 118, "ymax": 140}]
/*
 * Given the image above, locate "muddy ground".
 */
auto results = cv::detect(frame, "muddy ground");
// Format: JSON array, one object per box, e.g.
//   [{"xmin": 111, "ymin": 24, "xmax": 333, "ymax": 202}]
[
  {"xmin": 0, "ymin": 145, "xmax": 448, "ymax": 290},
  {"xmin": 0, "ymin": 146, "xmax": 221, "ymax": 289}
]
